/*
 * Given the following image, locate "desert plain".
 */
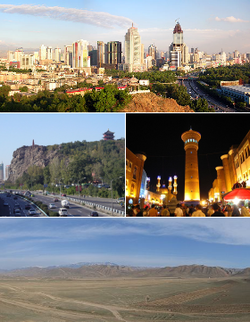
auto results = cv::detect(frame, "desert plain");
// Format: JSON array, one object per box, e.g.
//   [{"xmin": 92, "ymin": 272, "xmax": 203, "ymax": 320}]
[{"xmin": 0, "ymin": 276, "xmax": 250, "ymax": 322}]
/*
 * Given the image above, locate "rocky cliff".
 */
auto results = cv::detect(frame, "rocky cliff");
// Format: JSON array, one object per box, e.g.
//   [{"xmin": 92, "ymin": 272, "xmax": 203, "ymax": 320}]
[{"xmin": 8, "ymin": 144, "xmax": 62, "ymax": 183}]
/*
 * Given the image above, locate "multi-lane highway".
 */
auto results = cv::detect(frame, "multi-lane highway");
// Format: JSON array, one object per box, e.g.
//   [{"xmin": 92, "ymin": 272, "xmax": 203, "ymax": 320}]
[
  {"xmin": 32, "ymin": 192, "xmax": 125, "ymax": 217},
  {"xmin": 0, "ymin": 192, "xmax": 47, "ymax": 217},
  {"xmin": 183, "ymin": 78, "xmax": 236, "ymax": 112},
  {"xmin": 0, "ymin": 191, "xmax": 125, "ymax": 217}
]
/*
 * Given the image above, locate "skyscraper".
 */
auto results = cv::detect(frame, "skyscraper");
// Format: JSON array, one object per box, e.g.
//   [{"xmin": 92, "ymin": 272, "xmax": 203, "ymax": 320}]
[
  {"xmin": 148, "ymin": 44, "xmax": 157, "ymax": 60},
  {"xmin": 53, "ymin": 47, "xmax": 61, "ymax": 63},
  {"xmin": 107, "ymin": 41, "xmax": 122, "ymax": 65},
  {"xmin": 47, "ymin": 46, "xmax": 53, "ymax": 60},
  {"xmin": 64, "ymin": 45, "xmax": 73, "ymax": 66},
  {"xmin": 181, "ymin": 129, "xmax": 201, "ymax": 201},
  {"xmin": 72, "ymin": 40, "xmax": 88, "ymax": 69},
  {"xmin": 5, "ymin": 165, "xmax": 10, "ymax": 181},
  {"xmin": 169, "ymin": 21, "xmax": 188, "ymax": 67},
  {"xmin": 39, "ymin": 44, "xmax": 47, "ymax": 61},
  {"xmin": 0, "ymin": 163, "xmax": 4, "ymax": 181},
  {"xmin": 125, "ymin": 24, "xmax": 144, "ymax": 72},
  {"xmin": 97, "ymin": 41, "xmax": 107, "ymax": 67}
]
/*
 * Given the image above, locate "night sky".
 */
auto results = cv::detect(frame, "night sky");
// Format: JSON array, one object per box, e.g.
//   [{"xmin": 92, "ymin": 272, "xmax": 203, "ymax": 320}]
[{"xmin": 126, "ymin": 113, "xmax": 250, "ymax": 201}]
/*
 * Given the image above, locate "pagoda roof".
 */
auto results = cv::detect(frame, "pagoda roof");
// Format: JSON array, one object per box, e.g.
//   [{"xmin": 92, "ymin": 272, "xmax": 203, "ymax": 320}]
[{"xmin": 103, "ymin": 129, "xmax": 114, "ymax": 135}]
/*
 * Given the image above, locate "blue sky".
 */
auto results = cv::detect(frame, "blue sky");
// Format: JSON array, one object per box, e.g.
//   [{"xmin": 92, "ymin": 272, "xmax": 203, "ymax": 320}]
[
  {"xmin": 1, "ymin": 218, "xmax": 250, "ymax": 270},
  {"xmin": 0, "ymin": 0, "xmax": 249, "ymax": 54},
  {"xmin": 0, "ymin": 113, "xmax": 125, "ymax": 167}
]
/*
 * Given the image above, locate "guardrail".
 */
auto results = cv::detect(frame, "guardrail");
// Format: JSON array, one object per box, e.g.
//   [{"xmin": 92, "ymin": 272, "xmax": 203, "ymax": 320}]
[
  {"xmin": 18, "ymin": 194, "xmax": 48, "ymax": 217},
  {"xmin": 65, "ymin": 196, "xmax": 125, "ymax": 217}
]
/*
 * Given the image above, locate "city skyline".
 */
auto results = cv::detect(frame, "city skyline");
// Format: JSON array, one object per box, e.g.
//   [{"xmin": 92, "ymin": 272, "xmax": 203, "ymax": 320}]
[
  {"xmin": 1, "ymin": 218, "xmax": 250, "ymax": 270},
  {"xmin": 0, "ymin": 0, "xmax": 249, "ymax": 54},
  {"xmin": 0, "ymin": 113, "xmax": 125, "ymax": 170}
]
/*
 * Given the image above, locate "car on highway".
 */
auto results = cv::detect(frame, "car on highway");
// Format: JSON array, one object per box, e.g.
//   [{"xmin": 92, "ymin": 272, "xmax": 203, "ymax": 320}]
[
  {"xmin": 28, "ymin": 209, "xmax": 37, "ymax": 216},
  {"xmin": 61, "ymin": 194, "xmax": 66, "ymax": 197},
  {"xmin": 49, "ymin": 203, "xmax": 56, "ymax": 209},
  {"xmin": 3, "ymin": 202, "xmax": 8, "ymax": 206},
  {"xmin": 91, "ymin": 211, "xmax": 99, "ymax": 217},
  {"xmin": 25, "ymin": 205, "xmax": 31, "ymax": 210},
  {"xmin": 14, "ymin": 209, "xmax": 21, "ymax": 216},
  {"xmin": 59, "ymin": 208, "xmax": 69, "ymax": 216},
  {"xmin": 116, "ymin": 197, "xmax": 125, "ymax": 204},
  {"xmin": 53, "ymin": 198, "xmax": 59, "ymax": 202}
]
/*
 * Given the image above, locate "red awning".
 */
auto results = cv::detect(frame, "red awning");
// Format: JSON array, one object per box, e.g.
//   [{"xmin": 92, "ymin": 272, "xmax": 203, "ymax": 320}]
[{"xmin": 223, "ymin": 188, "xmax": 250, "ymax": 201}]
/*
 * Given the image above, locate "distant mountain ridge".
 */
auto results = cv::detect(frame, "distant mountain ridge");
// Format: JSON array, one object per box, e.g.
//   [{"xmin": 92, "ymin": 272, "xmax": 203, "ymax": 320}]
[{"xmin": 0, "ymin": 263, "xmax": 249, "ymax": 279}]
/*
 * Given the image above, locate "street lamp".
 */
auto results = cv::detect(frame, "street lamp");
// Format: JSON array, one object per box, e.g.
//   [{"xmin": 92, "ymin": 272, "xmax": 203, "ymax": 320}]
[{"xmin": 111, "ymin": 176, "xmax": 123, "ymax": 216}]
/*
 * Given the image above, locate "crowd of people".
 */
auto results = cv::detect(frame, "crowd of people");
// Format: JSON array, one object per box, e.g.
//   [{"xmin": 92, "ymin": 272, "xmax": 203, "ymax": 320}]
[{"xmin": 127, "ymin": 201, "xmax": 250, "ymax": 217}]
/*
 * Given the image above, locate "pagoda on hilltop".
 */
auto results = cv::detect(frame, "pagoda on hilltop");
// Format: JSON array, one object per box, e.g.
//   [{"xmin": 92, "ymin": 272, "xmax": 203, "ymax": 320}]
[{"xmin": 103, "ymin": 129, "xmax": 115, "ymax": 141}]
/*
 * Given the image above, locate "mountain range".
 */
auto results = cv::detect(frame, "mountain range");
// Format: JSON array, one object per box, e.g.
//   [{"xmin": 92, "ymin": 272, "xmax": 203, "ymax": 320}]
[{"xmin": 0, "ymin": 263, "xmax": 248, "ymax": 279}]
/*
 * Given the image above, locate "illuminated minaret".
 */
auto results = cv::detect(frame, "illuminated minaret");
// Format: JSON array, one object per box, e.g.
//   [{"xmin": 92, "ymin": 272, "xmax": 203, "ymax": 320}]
[
  {"xmin": 173, "ymin": 175, "xmax": 178, "ymax": 195},
  {"xmin": 156, "ymin": 176, "xmax": 161, "ymax": 192},
  {"xmin": 181, "ymin": 128, "xmax": 201, "ymax": 201}
]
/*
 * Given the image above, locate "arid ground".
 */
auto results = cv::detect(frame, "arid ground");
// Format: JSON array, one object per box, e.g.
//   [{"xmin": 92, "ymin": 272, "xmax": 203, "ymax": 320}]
[{"xmin": 0, "ymin": 277, "xmax": 250, "ymax": 321}]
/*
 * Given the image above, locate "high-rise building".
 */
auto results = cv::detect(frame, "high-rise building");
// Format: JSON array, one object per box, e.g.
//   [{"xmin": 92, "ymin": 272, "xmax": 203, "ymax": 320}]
[
  {"xmin": 5, "ymin": 165, "xmax": 10, "ymax": 181},
  {"xmin": 0, "ymin": 163, "xmax": 4, "ymax": 181},
  {"xmin": 39, "ymin": 44, "xmax": 47, "ymax": 61},
  {"xmin": 169, "ymin": 21, "xmax": 188, "ymax": 66},
  {"xmin": 64, "ymin": 45, "xmax": 73, "ymax": 66},
  {"xmin": 125, "ymin": 24, "xmax": 144, "ymax": 72},
  {"xmin": 47, "ymin": 47, "xmax": 53, "ymax": 60},
  {"xmin": 181, "ymin": 129, "xmax": 201, "ymax": 201},
  {"xmin": 20, "ymin": 54, "xmax": 34, "ymax": 69},
  {"xmin": 7, "ymin": 51, "xmax": 15, "ymax": 62},
  {"xmin": 14, "ymin": 48, "xmax": 23, "ymax": 62},
  {"xmin": 89, "ymin": 50, "xmax": 98, "ymax": 66},
  {"xmin": 97, "ymin": 41, "xmax": 107, "ymax": 67},
  {"xmin": 53, "ymin": 47, "xmax": 61, "ymax": 63},
  {"xmin": 148, "ymin": 44, "xmax": 157, "ymax": 60},
  {"xmin": 170, "ymin": 49, "xmax": 182, "ymax": 68},
  {"xmin": 107, "ymin": 41, "xmax": 122, "ymax": 65},
  {"xmin": 72, "ymin": 40, "xmax": 88, "ymax": 68}
]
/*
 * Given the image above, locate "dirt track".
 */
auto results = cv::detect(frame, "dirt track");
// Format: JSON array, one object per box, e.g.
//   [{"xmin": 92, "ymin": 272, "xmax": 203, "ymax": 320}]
[{"xmin": 1, "ymin": 278, "xmax": 250, "ymax": 321}]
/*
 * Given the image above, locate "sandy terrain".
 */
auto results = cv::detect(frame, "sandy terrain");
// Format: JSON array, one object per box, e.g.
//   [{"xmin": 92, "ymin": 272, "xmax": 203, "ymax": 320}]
[{"xmin": 0, "ymin": 277, "xmax": 250, "ymax": 321}]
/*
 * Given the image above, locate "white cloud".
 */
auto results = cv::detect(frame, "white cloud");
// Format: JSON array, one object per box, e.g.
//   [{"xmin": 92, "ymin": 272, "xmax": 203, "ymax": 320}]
[
  {"xmin": 215, "ymin": 16, "xmax": 249, "ymax": 23},
  {"xmin": 1, "ymin": 219, "xmax": 250, "ymax": 248},
  {"xmin": 0, "ymin": 4, "xmax": 133, "ymax": 29}
]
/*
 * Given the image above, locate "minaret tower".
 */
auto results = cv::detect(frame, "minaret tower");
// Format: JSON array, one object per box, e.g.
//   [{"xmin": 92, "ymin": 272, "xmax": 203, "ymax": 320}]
[
  {"xmin": 156, "ymin": 176, "xmax": 161, "ymax": 192},
  {"xmin": 181, "ymin": 128, "xmax": 201, "ymax": 201}
]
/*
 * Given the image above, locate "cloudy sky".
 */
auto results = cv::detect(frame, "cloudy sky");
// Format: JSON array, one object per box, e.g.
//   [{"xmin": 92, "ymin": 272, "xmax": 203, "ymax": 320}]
[
  {"xmin": 0, "ymin": 113, "xmax": 125, "ymax": 167},
  {"xmin": 0, "ymin": 0, "xmax": 249, "ymax": 54},
  {"xmin": 1, "ymin": 218, "xmax": 250, "ymax": 270}
]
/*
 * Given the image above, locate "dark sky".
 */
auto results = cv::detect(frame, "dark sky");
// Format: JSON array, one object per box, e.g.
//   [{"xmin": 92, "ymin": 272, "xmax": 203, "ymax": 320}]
[{"xmin": 126, "ymin": 113, "xmax": 250, "ymax": 201}]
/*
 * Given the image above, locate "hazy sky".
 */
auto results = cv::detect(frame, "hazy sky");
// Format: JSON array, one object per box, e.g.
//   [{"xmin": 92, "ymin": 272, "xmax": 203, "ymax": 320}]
[
  {"xmin": 0, "ymin": 0, "xmax": 249, "ymax": 54},
  {"xmin": 1, "ymin": 218, "xmax": 250, "ymax": 270},
  {"xmin": 0, "ymin": 113, "xmax": 125, "ymax": 167}
]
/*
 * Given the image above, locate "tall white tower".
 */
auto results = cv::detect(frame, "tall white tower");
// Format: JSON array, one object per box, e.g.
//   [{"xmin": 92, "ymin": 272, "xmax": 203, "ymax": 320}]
[{"xmin": 125, "ymin": 24, "xmax": 143, "ymax": 72}]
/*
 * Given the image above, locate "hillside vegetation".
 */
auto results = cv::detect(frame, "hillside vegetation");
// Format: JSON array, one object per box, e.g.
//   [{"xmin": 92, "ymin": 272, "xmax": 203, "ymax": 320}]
[{"xmin": 6, "ymin": 139, "xmax": 125, "ymax": 198}]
